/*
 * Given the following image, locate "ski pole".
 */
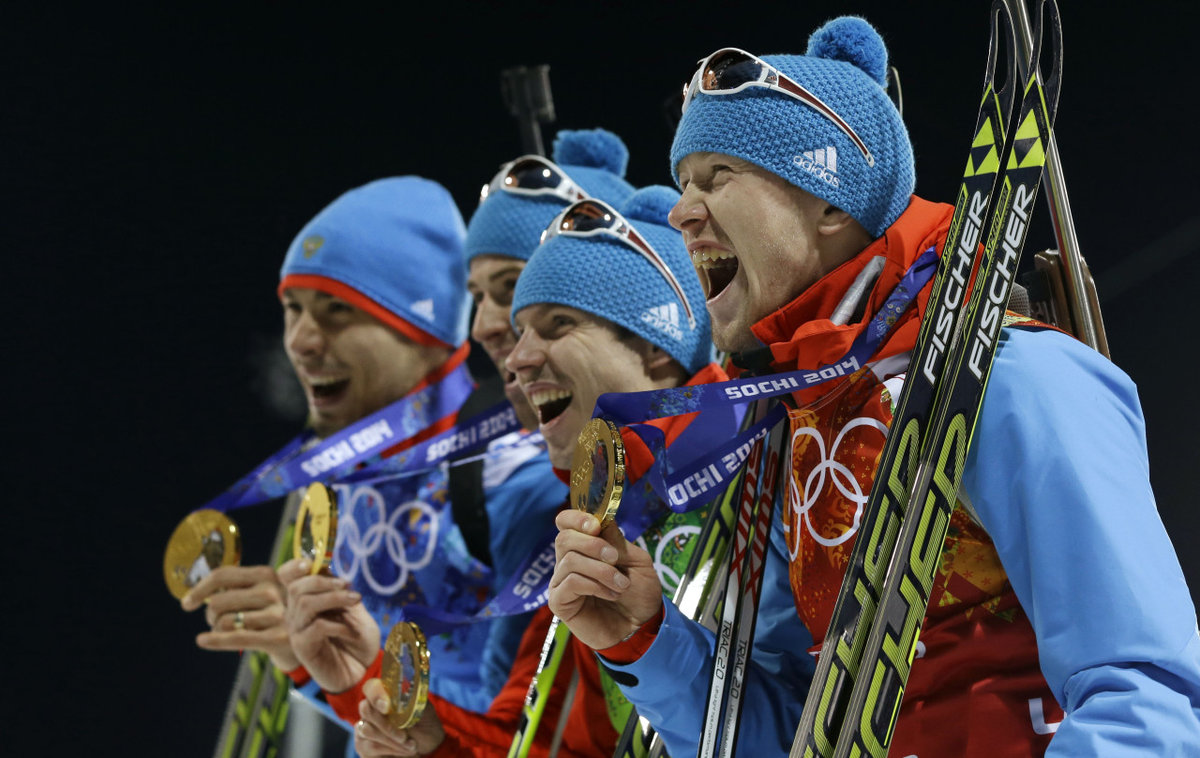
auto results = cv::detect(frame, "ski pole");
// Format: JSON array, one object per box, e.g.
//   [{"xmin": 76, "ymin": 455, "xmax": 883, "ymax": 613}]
[{"xmin": 1009, "ymin": 0, "xmax": 1103, "ymax": 353}]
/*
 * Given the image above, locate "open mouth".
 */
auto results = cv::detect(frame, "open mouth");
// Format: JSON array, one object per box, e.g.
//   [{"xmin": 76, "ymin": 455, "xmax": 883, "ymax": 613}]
[
  {"xmin": 309, "ymin": 377, "xmax": 350, "ymax": 402},
  {"xmin": 693, "ymin": 250, "xmax": 738, "ymax": 300},
  {"xmin": 529, "ymin": 388, "xmax": 572, "ymax": 426}
]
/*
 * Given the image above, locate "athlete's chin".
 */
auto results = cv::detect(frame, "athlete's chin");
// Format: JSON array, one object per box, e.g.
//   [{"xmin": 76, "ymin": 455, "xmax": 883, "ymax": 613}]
[
  {"xmin": 307, "ymin": 405, "xmax": 356, "ymax": 439},
  {"xmin": 710, "ymin": 316, "xmax": 758, "ymax": 355},
  {"xmin": 707, "ymin": 292, "xmax": 760, "ymax": 355},
  {"xmin": 547, "ymin": 402, "xmax": 588, "ymax": 467},
  {"xmin": 308, "ymin": 412, "xmax": 341, "ymax": 439},
  {"xmin": 545, "ymin": 438, "xmax": 573, "ymax": 470}
]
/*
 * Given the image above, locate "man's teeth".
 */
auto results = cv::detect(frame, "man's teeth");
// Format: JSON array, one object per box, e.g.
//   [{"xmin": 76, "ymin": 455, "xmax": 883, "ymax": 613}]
[
  {"xmin": 691, "ymin": 249, "xmax": 736, "ymax": 267},
  {"xmin": 530, "ymin": 388, "xmax": 573, "ymax": 426},
  {"xmin": 530, "ymin": 388, "xmax": 572, "ymax": 407}
]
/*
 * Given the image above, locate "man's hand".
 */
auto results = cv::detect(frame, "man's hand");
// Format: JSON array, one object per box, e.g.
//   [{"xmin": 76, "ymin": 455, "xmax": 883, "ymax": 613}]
[
  {"xmin": 279, "ymin": 558, "xmax": 379, "ymax": 693},
  {"xmin": 353, "ymin": 678, "xmax": 445, "ymax": 757},
  {"xmin": 181, "ymin": 564, "xmax": 299, "ymax": 671},
  {"xmin": 548, "ymin": 509, "xmax": 663, "ymax": 650}
]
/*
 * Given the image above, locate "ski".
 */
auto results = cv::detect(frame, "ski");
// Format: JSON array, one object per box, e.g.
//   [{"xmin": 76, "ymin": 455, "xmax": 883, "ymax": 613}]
[
  {"xmin": 696, "ymin": 398, "xmax": 787, "ymax": 758},
  {"xmin": 789, "ymin": 1, "xmax": 1040, "ymax": 756},
  {"xmin": 696, "ymin": 426, "xmax": 764, "ymax": 758},
  {"xmin": 829, "ymin": 2, "xmax": 1061, "ymax": 753},
  {"xmin": 716, "ymin": 415, "xmax": 785, "ymax": 758},
  {"xmin": 612, "ymin": 461, "xmax": 744, "ymax": 758},
  {"xmin": 213, "ymin": 495, "xmax": 303, "ymax": 758},
  {"xmin": 507, "ymin": 613, "xmax": 572, "ymax": 758}
]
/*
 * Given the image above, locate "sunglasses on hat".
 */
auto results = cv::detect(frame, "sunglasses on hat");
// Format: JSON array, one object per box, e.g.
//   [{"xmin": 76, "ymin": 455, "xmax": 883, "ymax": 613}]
[
  {"xmin": 682, "ymin": 47, "xmax": 875, "ymax": 167},
  {"xmin": 542, "ymin": 199, "xmax": 696, "ymax": 329},
  {"xmin": 479, "ymin": 155, "xmax": 589, "ymax": 206}
]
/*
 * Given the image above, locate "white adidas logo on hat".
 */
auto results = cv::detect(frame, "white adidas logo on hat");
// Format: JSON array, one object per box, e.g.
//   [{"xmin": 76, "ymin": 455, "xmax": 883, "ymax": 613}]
[
  {"xmin": 642, "ymin": 303, "xmax": 683, "ymax": 341},
  {"xmin": 793, "ymin": 146, "xmax": 841, "ymax": 188},
  {"xmin": 411, "ymin": 299, "xmax": 435, "ymax": 321}
]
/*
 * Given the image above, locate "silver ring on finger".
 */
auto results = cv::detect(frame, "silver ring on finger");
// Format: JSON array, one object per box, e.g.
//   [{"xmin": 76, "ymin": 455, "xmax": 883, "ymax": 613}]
[{"xmin": 233, "ymin": 610, "xmax": 245, "ymax": 630}]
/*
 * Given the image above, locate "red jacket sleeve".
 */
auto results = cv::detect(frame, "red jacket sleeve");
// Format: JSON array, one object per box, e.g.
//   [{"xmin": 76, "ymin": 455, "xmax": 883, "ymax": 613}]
[{"xmin": 324, "ymin": 649, "xmax": 385, "ymax": 724}]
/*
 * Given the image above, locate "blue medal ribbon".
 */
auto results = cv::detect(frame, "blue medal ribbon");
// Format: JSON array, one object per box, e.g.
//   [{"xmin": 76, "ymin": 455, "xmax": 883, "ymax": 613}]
[
  {"xmin": 600, "ymin": 247, "xmax": 937, "ymax": 514},
  {"xmin": 338, "ymin": 401, "xmax": 524, "ymax": 486},
  {"xmin": 198, "ymin": 361, "xmax": 475, "ymax": 513}
]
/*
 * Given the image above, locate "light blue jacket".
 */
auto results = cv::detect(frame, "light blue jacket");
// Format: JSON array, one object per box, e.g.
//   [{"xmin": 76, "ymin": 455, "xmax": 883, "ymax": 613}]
[{"xmin": 603, "ymin": 327, "xmax": 1200, "ymax": 755}]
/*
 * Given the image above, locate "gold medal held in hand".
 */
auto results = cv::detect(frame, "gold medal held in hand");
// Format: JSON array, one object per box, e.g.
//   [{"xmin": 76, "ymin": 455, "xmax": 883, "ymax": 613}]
[
  {"xmin": 570, "ymin": 417, "xmax": 625, "ymax": 528},
  {"xmin": 163, "ymin": 509, "xmax": 242, "ymax": 600},
  {"xmin": 381, "ymin": 621, "xmax": 430, "ymax": 730},
  {"xmin": 293, "ymin": 482, "xmax": 338, "ymax": 575}
]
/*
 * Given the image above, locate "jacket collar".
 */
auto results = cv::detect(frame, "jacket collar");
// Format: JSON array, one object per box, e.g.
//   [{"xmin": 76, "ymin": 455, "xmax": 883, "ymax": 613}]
[{"xmin": 748, "ymin": 196, "xmax": 953, "ymax": 374}]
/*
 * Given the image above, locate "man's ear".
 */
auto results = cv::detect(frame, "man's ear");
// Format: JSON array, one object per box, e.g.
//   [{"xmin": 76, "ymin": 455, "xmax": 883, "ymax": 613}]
[
  {"xmin": 816, "ymin": 204, "xmax": 858, "ymax": 236},
  {"xmin": 639, "ymin": 341, "xmax": 689, "ymax": 385},
  {"xmin": 642, "ymin": 342, "xmax": 674, "ymax": 371}
]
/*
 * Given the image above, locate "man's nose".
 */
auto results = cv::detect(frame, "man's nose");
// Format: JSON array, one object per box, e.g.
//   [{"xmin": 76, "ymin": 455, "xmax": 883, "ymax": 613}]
[
  {"xmin": 668, "ymin": 185, "xmax": 707, "ymax": 232},
  {"xmin": 472, "ymin": 296, "xmax": 512, "ymax": 347},
  {"xmin": 506, "ymin": 327, "xmax": 546, "ymax": 378},
  {"xmin": 286, "ymin": 311, "xmax": 326, "ymax": 357}
]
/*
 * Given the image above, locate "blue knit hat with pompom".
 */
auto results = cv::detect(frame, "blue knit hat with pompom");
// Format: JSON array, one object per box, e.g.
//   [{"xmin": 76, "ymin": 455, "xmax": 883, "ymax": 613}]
[
  {"xmin": 279, "ymin": 176, "xmax": 469, "ymax": 347},
  {"xmin": 512, "ymin": 185, "xmax": 712, "ymax": 374},
  {"xmin": 465, "ymin": 128, "xmax": 636, "ymax": 263},
  {"xmin": 670, "ymin": 16, "xmax": 913, "ymax": 238}
]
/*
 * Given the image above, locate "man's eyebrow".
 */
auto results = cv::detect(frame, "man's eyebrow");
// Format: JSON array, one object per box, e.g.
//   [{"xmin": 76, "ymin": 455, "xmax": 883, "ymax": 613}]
[
  {"xmin": 489, "ymin": 265, "xmax": 524, "ymax": 282},
  {"xmin": 512, "ymin": 303, "xmax": 547, "ymax": 330}
]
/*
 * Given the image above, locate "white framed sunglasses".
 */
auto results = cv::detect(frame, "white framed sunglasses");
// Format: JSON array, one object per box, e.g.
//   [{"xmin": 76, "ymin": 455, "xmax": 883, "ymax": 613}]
[
  {"xmin": 479, "ymin": 154, "xmax": 589, "ymax": 206},
  {"xmin": 682, "ymin": 47, "xmax": 875, "ymax": 167}
]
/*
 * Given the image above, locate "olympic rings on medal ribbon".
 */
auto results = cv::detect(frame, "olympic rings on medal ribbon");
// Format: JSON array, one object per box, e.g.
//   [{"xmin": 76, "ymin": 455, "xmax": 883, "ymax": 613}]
[
  {"xmin": 786, "ymin": 415, "xmax": 889, "ymax": 559},
  {"xmin": 331, "ymin": 484, "xmax": 440, "ymax": 596}
]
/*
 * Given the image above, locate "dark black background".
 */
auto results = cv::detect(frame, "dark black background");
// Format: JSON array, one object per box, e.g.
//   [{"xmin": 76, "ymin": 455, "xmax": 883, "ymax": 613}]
[{"xmin": 10, "ymin": 2, "xmax": 1198, "ymax": 754}]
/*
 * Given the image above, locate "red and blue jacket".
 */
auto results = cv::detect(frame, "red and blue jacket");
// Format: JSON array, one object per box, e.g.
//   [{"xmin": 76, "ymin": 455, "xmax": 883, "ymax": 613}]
[{"xmin": 602, "ymin": 196, "xmax": 1200, "ymax": 756}]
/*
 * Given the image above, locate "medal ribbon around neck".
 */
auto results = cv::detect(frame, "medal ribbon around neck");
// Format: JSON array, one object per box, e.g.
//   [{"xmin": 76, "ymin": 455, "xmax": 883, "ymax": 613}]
[
  {"xmin": 336, "ymin": 400, "xmax": 526, "ymax": 486},
  {"xmin": 596, "ymin": 247, "xmax": 937, "ymax": 517},
  {"xmin": 197, "ymin": 360, "xmax": 480, "ymax": 514}
]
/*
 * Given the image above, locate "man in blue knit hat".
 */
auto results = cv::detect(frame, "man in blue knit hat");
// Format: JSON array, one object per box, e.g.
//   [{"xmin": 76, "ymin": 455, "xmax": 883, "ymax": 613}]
[
  {"xmin": 274, "ymin": 134, "xmax": 640, "ymax": 753},
  {"xmin": 466, "ymin": 128, "xmax": 636, "ymax": 429},
  {"xmin": 183, "ymin": 176, "xmax": 558, "ymax": 750},
  {"xmin": 444, "ymin": 128, "xmax": 634, "ymax": 685},
  {"xmin": 547, "ymin": 15, "xmax": 1200, "ymax": 757},
  {"xmin": 347, "ymin": 186, "xmax": 742, "ymax": 757}
]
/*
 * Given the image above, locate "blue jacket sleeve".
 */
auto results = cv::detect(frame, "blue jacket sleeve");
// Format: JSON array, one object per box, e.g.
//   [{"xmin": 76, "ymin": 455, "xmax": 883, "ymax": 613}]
[
  {"xmin": 963, "ymin": 327, "xmax": 1200, "ymax": 755},
  {"xmin": 601, "ymin": 501, "xmax": 815, "ymax": 755}
]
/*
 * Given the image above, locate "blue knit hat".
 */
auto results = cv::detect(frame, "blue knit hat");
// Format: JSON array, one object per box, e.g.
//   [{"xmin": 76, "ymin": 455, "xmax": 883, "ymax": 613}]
[
  {"xmin": 512, "ymin": 186, "xmax": 712, "ymax": 374},
  {"xmin": 465, "ymin": 129, "xmax": 636, "ymax": 263},
  {"xmin": 278, "ymin": 176, "xmax": 469, "ymax": 348},
  {"xmin": 670, "ymin": 16, "xmax": 913, "ymax": 238}
]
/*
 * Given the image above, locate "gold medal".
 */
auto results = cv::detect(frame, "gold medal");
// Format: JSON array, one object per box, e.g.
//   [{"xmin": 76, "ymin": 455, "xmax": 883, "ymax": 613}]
[
  {"xmin": 569, "ymin": 417, "xmax": 625, "ymax": 527},
  {"xmin": 380, "ymin": 621, "xmax": 430, "ymax": 730},
  {"xmin": 163, "ymin": 509, "xmax": 242, "ymax": 600},
  {"xmin": 293, "ymin": 482, "xmax": 338, "ymax": 575}
]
